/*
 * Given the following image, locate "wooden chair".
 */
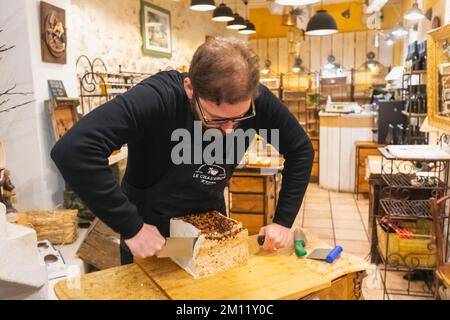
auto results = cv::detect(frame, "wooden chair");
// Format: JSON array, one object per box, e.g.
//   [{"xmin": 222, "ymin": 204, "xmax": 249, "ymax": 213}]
[{"xmin": 430, "ymin": 196, "xmax": 450, "ymax": 299}]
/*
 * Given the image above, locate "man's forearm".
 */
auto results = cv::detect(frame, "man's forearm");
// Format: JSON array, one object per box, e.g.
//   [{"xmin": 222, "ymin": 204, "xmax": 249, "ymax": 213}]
[
  {"xmin": 272, "ymin": 139, "xmax": 314, "ymax": 228},
  {"xmin": 51, "ymin": 137, "xmax": 145, "ymax": 239}
]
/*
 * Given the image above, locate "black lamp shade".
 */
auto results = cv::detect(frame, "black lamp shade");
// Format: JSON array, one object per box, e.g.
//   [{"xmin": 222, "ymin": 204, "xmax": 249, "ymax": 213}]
[
  {"xmin": 212, "ymin": 3, "xmax": 234, "ymax": 21},
  {"xmin": 227, "ymin": 13, "xmax": 246, "ymax": 30},
  {"xmin": 305, "ymin": 10, "xmax": 338, "ymax": 36},
  {"xmin": 190, "ymin": 0, "xmax": 216, "ymax": 12},
  {"xmin": 238, "ymin": 20, "xmax": 256, "ymax": 35}
]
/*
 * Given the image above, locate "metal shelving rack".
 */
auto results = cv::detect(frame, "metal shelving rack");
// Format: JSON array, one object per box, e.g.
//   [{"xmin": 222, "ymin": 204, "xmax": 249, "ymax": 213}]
[
  {"xmin": 376, "ymin": 146, "xmax": 450, "ymax": 299},
  {"xmin": 401, "ymin": 70, "xmax": 428, "ymax": 144},
  {"xmin": 306, "ymin": 71, "xmax": 320, "ymax": 140},
  {"xmin": 75, "ymin": 55, "xmax": 150, "ymax": 116},
  {"xmin": 279, "ymin": 72, "xmax": 320, "ymax": 139}
]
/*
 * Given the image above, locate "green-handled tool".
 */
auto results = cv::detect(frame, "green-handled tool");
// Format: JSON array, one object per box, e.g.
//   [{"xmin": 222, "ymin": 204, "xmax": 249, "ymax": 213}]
[
  {"xmin": 294, "ymin": 228, "xmax": 307, "ymax": 257},
  {"xmin": 256, "ymin": 228, "xmax": 307, "ymax": 256}
]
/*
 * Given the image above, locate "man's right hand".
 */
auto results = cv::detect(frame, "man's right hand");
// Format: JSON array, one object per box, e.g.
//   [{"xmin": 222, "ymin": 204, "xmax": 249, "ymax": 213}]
[{"xmin": 124, "ymin": 224, "xmax": 166, "ymax": 259}]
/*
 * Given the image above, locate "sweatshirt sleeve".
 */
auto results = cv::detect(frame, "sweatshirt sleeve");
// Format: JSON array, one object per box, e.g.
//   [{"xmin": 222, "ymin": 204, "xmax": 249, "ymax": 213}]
[
  {"xmin": 51, "ymin": 82, "xmax": 165, "ymax": 239},
  {"xmin": 255, "ymin": 85, "xmax": 315, "ymax": 228}
]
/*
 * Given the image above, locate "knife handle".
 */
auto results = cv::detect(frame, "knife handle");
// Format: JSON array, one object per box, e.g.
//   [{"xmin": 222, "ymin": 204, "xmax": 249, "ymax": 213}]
[
  {"xmin": 120, "ymin": 239, "xmax": 131, "ymax": 253},
  {"xmin": 257, "ymin": 235, "xmax": 265, "ymax": 246},
  {"xmin": 326, "ymin": 246, "xmax": 343, "ymax": 263}
]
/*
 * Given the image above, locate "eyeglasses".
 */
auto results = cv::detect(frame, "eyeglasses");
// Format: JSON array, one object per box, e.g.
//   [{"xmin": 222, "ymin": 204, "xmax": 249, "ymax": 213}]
[{"xmin": 194, "ymin": 94, "xmax": 256, "ymax": 125}]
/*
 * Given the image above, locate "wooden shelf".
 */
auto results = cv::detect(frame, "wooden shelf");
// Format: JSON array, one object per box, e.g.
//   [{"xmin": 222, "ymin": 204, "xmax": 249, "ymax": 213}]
[
  {"xmin": 401, "ymin": 111, "xmax": 427, "ymax": 118},
  {"xmin": 320, "ymin": 83, "xmax": 352, "ymax": 88},
  {"xmin": 404, "ymin": 70, "xmax": 427, "ymax": 75},
  {"xmin": 101, "ymin": 83, "xmax": 133, "ymax": 87},
  {"xmin": 282, "ymin": 98, "xmax": 306, "ymax": 102}
]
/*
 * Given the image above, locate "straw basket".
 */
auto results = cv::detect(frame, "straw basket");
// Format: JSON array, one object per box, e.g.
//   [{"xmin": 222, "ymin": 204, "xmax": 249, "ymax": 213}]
[{"xmin": 16, "ymin": 210, "xmax": 78, "ymax": 244}]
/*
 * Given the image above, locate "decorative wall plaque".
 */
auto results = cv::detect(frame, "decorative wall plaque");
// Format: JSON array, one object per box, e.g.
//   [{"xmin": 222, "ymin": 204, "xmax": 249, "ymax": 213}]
[{"xmin": 40, "ymin": 1, "xmax": 67, "ymax": 64}]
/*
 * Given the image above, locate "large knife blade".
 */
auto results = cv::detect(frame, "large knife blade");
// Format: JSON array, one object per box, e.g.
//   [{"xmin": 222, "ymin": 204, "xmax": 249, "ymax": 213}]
[{"xmin": 156, "ymin": 237, "xmax": 198, "ymax": 258}]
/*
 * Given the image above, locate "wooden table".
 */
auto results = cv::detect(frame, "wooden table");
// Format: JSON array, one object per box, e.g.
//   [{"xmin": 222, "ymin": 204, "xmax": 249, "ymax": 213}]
[{"xmin": 54, "ymin": 233, "xmax": 368, "ymax": 300}]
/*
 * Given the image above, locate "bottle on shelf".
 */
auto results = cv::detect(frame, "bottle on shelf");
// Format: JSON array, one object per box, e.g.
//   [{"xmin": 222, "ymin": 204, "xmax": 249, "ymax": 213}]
[
  {"xmin": 396, "ymin": 124, "xmax": 404, "ymax": 145},
  {"xmin": 417, "ymin": 84, "xmax": 426, "ymax": 114},
  {"xmin": 404, "ymin": 126, "xmax": 411, "ymax": 145},
  {"xmin": 407, "ymin": 85, "xmax": 418, "ymax": 114},
  {"xmin": 385, "ymin": 124, "xmax": 395, "ymax": 145}
]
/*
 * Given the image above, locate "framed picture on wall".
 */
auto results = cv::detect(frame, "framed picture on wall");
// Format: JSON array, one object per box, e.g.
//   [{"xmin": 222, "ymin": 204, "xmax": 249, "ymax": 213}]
[{"xmin": 140, "ymin": 1, "xmax": 172, "ymax": 58}]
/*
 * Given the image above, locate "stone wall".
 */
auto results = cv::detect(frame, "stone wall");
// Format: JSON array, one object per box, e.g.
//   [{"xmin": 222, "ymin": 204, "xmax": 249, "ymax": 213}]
[{"xmin": 70, "ymin": 0, "xmax": 244, "ymax": 74}]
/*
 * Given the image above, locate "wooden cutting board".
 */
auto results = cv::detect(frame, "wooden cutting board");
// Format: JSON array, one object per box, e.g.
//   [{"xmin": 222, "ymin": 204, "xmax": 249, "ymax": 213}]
[
  {"xmin": 135, "ymin": 234, "xmax": 368, "ymax": 300},
  {"xmin": 54, "ymin": 264, "xmax": 169, "ymax": 300}
]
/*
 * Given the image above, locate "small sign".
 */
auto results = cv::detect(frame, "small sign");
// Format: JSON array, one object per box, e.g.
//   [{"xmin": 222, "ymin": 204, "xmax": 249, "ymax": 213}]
[{"xmin": 48, "ymin": 80, "xmax": 67, "ymax": 98}]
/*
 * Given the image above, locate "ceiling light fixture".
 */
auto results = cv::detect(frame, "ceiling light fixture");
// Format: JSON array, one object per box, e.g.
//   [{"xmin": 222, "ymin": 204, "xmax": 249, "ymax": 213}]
[
  {"xmin": 212, "ymin": 3, "xmax": 234, "ymax": 21},
  {"xmin": 341, "ymin": 9, "xmax": 350, "ymax": 19},
  {"xmin": 292, "ymin": 58, "xmax": 305, "ymax": 73},
  {"xmin": 392, "ymin": 22, "xmax": 408, "ymax": 37},
  {"xmin": 362, "ymin": 51, "xmax": 381, "ymax": 72},
  {"xmin": 261, "ymin": 59, "xmax": 271, "ymax": 75},
  {"xmin": 282, "ymin": 6, "xmax": 297, "ymax": 27},
  {"xmin": 404, "ymin": 1, "xmax": 425, "ymax": 21},
  {"xmin": 239, "ymin": 20, "xmax": 256, "ymax": 34},
  {"xmin": 341, "ymin": 1, "xmax": 359, "ymax": 20},
  {"xmin": 324, "ymin": 55, "xmax": 337, "ymax": 70},
  {"xmin": 385, "ymin": 35, "xmax": 394, "ymax": 46},
  {"xmin": 227, "ymin": 13, "xmax": 246, "ymax": 29},
  {"xmin": 190, "ymin": 0, "xmax": 216, "ymax": 12},
  {"xmin": 238, "ymin": 1, "xmax": 256, "ymax": 35},
  {"xmin": 305, "ymin": 9, "xmax": 338, "ymax": 36}
]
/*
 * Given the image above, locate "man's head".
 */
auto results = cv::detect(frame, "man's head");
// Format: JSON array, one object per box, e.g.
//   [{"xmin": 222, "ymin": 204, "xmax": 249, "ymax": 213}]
[{"xmin": 184, "ymin": 37, "xmax": 260, "ymax": 133}]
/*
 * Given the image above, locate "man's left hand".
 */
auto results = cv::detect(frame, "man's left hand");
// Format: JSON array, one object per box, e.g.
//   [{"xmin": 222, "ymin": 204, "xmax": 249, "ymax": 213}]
[{"xmin": 258, "ymin": 223, "xmax": 291, "ymax": 251}]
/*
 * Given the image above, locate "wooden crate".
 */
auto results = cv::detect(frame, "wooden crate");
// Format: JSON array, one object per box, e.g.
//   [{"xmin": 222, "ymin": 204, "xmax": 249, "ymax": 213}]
[
  {"xmin": 230, "ymin": 213, "xmax": 264, "ymax": 235},
  {"xmin": 377, "ymin": 219, "xmax": 436, "ymax": 268},
  {"xmin": 228, "ymin": 171, "xmax": 277, "ymax": 235},
  {"xmin": 77, "ymin": 218, "xmax": 121, "ymax": 270},
  {"xmin": 46, "ymin": 98, "xmax": 80, "ymax": 141}
]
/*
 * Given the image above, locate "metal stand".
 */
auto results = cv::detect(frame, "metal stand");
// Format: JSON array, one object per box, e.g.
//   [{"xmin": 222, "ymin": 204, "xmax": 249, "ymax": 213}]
[{"xmin": 376, "ymin": 146, "xmax": 450, "ymax": 299}]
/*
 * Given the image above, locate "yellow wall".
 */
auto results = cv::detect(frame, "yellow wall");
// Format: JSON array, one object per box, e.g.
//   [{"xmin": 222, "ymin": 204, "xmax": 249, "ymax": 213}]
[
  {"xmin": 250, "ymin": 1, "xmax": 402, "ymax": 39},
  {"xmin": 311, "ymin": 2, "xmax": 399, "ymax": 33},
  {"xmin": 249, "ymin": 8, "xmax": 290, "ymax": 39}
]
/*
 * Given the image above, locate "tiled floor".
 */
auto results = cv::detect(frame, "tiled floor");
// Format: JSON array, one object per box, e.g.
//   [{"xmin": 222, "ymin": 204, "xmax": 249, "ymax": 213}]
[{"xmin": 293, "ymin": 183, "xmax": 434, "ymax": 300}]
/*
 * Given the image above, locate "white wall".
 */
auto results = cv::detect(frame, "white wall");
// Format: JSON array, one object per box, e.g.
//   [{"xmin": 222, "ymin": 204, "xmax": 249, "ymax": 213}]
[
  {"xmin": 0, "ymin": 0, "xmax": 73, "ymax": 210},
  {"xmin": 27, "ymin": 0, "xmax": 79, "ymax": 210}
]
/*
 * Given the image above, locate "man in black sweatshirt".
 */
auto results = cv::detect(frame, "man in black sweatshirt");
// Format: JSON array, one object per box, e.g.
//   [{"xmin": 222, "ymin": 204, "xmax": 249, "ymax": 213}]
[{"xmin": 51, "ymin": 37, "xmax": 314, "ymax": 264}]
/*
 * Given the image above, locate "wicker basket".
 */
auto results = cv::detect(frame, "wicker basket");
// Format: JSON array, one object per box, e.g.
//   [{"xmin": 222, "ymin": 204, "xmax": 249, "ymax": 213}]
[
  {"xmin": 16, "ymin": 210, "xmax": 78, "ymax": 244},
  {"xmin": 377, "ymin": 218, "xmax": 436, "ymax": 269}
]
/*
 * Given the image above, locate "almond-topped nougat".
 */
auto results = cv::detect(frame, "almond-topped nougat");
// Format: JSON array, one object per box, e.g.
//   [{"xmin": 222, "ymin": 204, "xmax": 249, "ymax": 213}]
[{"xmin": 170, "ymin": 211, "xmax": 249, "ymax": 279}]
